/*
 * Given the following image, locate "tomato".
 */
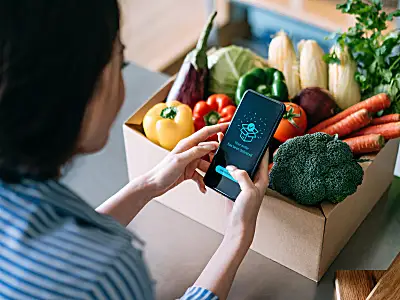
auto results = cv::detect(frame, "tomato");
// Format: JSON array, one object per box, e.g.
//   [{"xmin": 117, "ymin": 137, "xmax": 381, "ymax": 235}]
[{"xmin": 274, "ymin": 102, "xmax": 307, "ymax": 143}]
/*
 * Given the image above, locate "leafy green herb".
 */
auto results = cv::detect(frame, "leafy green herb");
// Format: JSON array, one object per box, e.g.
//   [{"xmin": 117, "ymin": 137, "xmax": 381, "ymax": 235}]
[
  {"xmin": 323, "ymin": 52, "xmax": 340, "ymax": 64},
  {"xmin": 324, "ymin": 0, "xmax": 400, "ymax": 114}
]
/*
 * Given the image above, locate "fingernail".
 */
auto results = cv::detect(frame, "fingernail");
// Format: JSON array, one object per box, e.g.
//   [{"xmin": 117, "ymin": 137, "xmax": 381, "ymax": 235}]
[{"xmin": 226, "ymin": 165, "xmax": 235, "ymax": 172}]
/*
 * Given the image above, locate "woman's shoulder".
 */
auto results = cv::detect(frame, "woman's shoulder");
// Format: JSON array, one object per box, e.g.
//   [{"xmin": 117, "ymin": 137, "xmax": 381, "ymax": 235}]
[
  {"xmin": 0, "ymin": 180, "xmax": 154, "ymax": 299},
  {"xmin": 0, "ymin": 178, "xmax": 144, "ymax": 254},
  {"xmin": 1, "ymin": 179, "xmax": 144, "ymax": 242}
]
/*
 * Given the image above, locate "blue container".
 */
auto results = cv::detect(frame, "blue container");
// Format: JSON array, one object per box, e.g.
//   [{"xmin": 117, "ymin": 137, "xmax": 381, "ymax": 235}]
[
  {"xmin": 247, "ymin": 6, "xmax": 335, "ymax": 54},
  {"xmin": 229, "ymin": 2, "xmax": 337, "ymax": 56}
]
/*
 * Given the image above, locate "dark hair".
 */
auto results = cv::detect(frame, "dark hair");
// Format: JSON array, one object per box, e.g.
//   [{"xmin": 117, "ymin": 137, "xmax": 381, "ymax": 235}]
[{"xmin": 0, "ymin": 1, "xmax": 120, "ymax": 182}]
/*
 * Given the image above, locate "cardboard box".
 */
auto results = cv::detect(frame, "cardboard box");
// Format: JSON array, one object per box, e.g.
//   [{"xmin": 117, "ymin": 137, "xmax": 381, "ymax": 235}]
[{"xmin": 123, "ymin": 78, "xmax": 399, "ymax": 281}]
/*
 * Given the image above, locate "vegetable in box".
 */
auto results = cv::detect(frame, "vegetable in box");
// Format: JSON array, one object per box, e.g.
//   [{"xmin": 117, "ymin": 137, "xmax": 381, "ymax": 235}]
[
  {"xmin": 235, "ymin": 68, "xmax": 289, "ymax": 104},
  {"xmin": 274, "ymin": 103, "xmax": 307, "ymax": 143},
  {"xmin": 270, "ymin": 133, "xmax": 364, "ymax": 205},
  {"xmin": 166, "ymin": 12, "xmax": 217, "ymax": 109},
  {"xmin": 143, "ymin": 101, "xmax": 194, "ymax": 151},
  {"xmin": 292, "ymin": 87, "xmax": 338, "ymax": 129},
  {"xmin": 208, "ymin": 46, "xmax": 268, "ymax": 99},
  {"xmin": 193, "ymin": 94, "xmax": 236, "ymax": 131},
  {"xmin": 298, "ymin": 40, "xmax": 328, "ymax": 90},
  {"xmin": 328, "ymin": 45, "xmax": 361, "ymax": 110},
  {"xmin": 268, "ymin": 31, "xmax": 301, "ymax": 99},
  {"xmin": 324, "ymin": 0, "xmax": 400, "ymax": 114}
]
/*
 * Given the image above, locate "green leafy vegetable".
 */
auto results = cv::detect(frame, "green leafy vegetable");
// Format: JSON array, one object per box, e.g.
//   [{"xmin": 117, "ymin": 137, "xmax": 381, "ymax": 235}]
[
  {"xmin": 269, "ymin": 133, "xmax": 364, "ymax": 205},
  {"xmin": 324, "ymin": 0, "xmax": 400, "ymax": 114},
  {"xmin": 323, "ymin": 52, "xmax": 340, "ymax": 64},
  {"xmin": 208, "ymin": 46, "xmax": 268, "ymax": 99}
]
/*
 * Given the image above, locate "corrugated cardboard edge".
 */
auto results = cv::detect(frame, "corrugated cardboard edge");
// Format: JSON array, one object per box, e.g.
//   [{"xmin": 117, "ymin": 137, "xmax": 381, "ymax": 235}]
[
  {"xmin": 317, "ymin": 139, "xmax": 399, "ymax": 280},
  {"xmin": 125, "ymin": 77, "xmax": 175, "ymax": 126}
]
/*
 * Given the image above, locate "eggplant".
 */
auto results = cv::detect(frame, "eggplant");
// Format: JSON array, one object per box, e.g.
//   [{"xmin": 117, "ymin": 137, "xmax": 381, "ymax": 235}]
[{"xmin": 166, "ymin": 11, "xmax": 217, "ymax": 109}]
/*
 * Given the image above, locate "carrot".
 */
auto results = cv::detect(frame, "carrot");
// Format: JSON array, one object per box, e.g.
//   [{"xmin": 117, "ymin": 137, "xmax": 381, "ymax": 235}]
[
  {"xmin": 308, "ymin": 93, "xmax": 390, "ymax": 134},
  {"xmin": 320, "ymin": 109, "xmax": 371, "ymax": 137},
  {"xmin": 359, "ymin": 154, "xmax": 377, "ymax": 162},
  {"xmin": 371, "ymin": 114, "xmax": 400, "ymax": 125},
  {"xmin": 343, "ymin": 134, "xmax": 385, "ymax": 154},
  {"xmin": 350, "ymin": 121, "xmax": 400, "ymax": 140},
  {"xmin": 268, "ymin": 163, "xmax": 274, "ymax": 173}
]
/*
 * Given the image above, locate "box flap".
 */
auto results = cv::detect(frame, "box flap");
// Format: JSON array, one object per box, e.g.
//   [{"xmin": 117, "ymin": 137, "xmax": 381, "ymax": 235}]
[
  {"xmin": 125, "ymin": 77, "xmax": 175, "ymax": 126},
  {"xmin": 266, "ymin": 188, "xmax": 323, "ymax": 218}
]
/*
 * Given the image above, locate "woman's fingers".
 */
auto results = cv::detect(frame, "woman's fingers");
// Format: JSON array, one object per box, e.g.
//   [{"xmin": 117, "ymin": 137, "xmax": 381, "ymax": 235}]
[
  {"xmin": 197, "ymin": 159, "xmax": 211, "ymax": 173},
  {"xmin": 225, "ymin": 166, "xmax": 254, "ymax": 191},
  {"xmin": 208, "ymin": 132, "xmax": 224, "ymax": 161},
  {"xmin": 191, "ymin": 123, "xmax": 228, "ymax": 143},
  {"xmin": 173, "ymin": 123, "xmax": 229, "ymax": 153},
  {"xmin": 254, "ymin": 150, "xmax": 269, "ymax": 192},
  {"xmin": 193, "ymin": 171, "xmax": 207, "ymax": 194},
  {"xmin": 217, "ymin": 132, "xmax": 224, "ymax": 143},
  {"xmin": 177, "ymin": 141, "xmax": 219, "ymax": 165}
]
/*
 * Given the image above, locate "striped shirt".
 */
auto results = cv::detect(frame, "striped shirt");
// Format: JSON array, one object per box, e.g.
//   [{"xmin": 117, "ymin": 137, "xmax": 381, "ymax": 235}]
[{"xmin": 0, "ymin": 180, "xmax": 218, "ymax": 300}]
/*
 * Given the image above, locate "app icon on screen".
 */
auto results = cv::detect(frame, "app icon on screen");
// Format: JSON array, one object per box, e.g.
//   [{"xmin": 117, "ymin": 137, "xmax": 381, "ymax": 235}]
[{"xmin": 240, "ymin": 123, "xmax": 259, "ymax": 143}]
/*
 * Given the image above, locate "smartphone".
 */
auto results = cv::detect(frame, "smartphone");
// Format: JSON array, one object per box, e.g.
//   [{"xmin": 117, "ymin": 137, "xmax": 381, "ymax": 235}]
[{"xmin": 204, "ymin": 90, "xmax": 285, "ymax": 200}]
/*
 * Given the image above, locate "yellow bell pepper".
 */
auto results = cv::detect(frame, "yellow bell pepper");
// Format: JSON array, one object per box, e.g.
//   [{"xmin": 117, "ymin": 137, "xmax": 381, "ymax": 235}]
[{"xmin": 143, "ymin": 100, "xmax": 195, "ymax": 150}]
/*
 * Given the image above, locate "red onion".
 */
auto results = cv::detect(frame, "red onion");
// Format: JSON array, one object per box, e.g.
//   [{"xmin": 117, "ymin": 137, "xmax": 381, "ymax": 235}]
[{"xmin": 292, "ymin": 88, "xmax": 338, "ymax": 129}]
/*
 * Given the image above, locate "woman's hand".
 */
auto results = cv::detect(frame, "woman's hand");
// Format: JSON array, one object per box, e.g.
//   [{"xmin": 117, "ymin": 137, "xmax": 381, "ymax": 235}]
[
  {"xmin": 97, "ymin": 124, "xmax": 227, "ymax": 226},
  {"xmin": 145, "ymin": 123, "xmax": 228, "ymax": 197},
  {"xmin": 224, "ymin": 151, "xmax": 270, "ymax": 247},
  {"xmin": 192, "ymin": 152, "xmax": 269, "ymax": 300}
]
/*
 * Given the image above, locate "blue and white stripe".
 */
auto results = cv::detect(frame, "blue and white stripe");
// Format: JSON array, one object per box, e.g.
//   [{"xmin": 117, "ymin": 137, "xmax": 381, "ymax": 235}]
[
  {"xmin": 0, "ymin": 180, "xmax": 218, "ymax": 300},
  {"xmin": 181, "ymin": 286, "xmax": 219, "ymax": 300}
]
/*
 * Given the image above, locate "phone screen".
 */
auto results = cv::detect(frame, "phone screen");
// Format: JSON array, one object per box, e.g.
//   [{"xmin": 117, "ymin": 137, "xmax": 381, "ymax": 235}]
[{"xmin": 204, "ymin": 90, "xmax": 285, "ymax": 200}]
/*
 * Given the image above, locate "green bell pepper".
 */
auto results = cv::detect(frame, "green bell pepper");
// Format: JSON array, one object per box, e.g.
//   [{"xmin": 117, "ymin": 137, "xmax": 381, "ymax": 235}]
[{"xmin": 235, "ymin": 68, "xmax": 289, "ymax": 105}]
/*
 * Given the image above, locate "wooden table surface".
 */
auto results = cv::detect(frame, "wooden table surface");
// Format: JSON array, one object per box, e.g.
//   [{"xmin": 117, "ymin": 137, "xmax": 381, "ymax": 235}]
[{"xmin": 335, "ymin": 254, "xmax": 400, "ymax": 300}]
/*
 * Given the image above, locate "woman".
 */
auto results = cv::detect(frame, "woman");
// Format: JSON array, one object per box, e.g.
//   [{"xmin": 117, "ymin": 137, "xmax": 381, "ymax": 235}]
[{"xmin": 0, "ymin": 1, "xmax": 269, "ymax": 299}]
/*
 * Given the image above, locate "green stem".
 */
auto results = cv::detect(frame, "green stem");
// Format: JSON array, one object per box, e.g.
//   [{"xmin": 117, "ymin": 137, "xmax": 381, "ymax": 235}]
[
  {"xmin": 196, "ymin": 11, "xmax": 217, "ymax": 53},
  {"xmin": 204, "ymin": 111, "xmax": 221, "ymax": 126},
  {"xmin": 389, "ymin": 55, "xmax": 400, "ymax": 72},
  {"xmin": 193, "ymin": 11, "xmax": 217, "ymax": 69},
  {"xmin": 283, "ymin": 107, "xmax": 301, "ymax": 129},
  {"xmin": 160, "ymin": 107, "xmax": 178, "ymax": 119},
  {"xmin": 256, "ymin": 84, "xmax": 269, "ymax": 95}
]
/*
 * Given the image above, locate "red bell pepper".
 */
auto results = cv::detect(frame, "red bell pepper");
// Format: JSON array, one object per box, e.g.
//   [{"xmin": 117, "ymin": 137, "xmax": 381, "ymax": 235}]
[{"xmin": 193, "ymin": 94, "xmax": 236, "ymax": 131}]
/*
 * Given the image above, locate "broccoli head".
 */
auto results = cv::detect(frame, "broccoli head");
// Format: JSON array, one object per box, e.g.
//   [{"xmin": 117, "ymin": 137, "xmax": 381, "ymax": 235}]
[{"xmin": 269, "ymin": 132, "xmax": 364, "ymax": 205}]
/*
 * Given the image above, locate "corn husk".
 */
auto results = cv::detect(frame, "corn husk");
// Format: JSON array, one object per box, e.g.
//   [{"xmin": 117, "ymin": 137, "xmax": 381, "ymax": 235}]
[
  {"xmin": 297, "ymin": 40, "xmax": 306, "ymax": 56},
  {"xmin": 268, "ymin": 31, "xmax": 301, "ymax": 98},
  {"xmin": 299, "ymin": 40, "xmax": 328, "ymax": 89},
  {"xmin": 328, "ymin": 45, "xmax": 361, "ymax": 110}
]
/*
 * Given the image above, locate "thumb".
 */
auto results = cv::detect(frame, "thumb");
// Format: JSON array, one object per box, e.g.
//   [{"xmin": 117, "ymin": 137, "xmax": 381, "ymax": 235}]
[
  {"xmin": 225, "ymin": 166, "xmax": 254, "ymax": 191},
  {"xmin": 177, "ymin": 141, "xmax": 218, "ymax": 164}
]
